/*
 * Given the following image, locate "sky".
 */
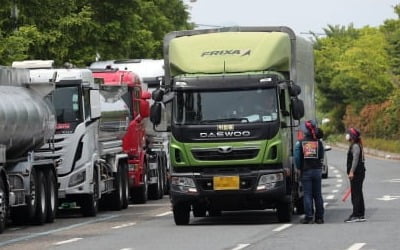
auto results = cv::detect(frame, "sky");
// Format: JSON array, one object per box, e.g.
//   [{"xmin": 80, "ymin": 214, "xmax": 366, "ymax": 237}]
[{"xmin": 187, "ymin": 0, "xmax": 399, "ymax": 35}]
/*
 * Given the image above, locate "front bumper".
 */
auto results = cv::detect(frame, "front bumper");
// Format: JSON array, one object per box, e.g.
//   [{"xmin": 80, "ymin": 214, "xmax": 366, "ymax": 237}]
[{"xmin": 170, "ymin": 170, "xmax": 289, "ymax": 210}]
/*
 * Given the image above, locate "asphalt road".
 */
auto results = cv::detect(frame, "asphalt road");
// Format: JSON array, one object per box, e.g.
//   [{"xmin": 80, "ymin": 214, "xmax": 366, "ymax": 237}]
[{"xmin": 0, "ymin": 148, "xmax": 399, "ymax": 250}]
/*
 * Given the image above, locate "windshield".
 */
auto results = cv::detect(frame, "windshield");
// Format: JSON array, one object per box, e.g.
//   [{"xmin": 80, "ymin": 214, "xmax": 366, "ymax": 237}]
[
  {"xmin": 173, "ymin": 88, "xmax": 278, "ymax": 125},
  {"xmin": 53, "ymin": 86, "xmax": 82, "ymax": 123}
]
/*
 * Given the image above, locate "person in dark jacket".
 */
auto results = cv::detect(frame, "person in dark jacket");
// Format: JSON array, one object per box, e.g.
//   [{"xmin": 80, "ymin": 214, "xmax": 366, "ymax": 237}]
[
  {"xmin": 344, "ymin": 128, "xmax": 366, "ymax": 223},
  {"xmin": 295, "ymin": 120, "xmax": 325, "ymax": 224}
]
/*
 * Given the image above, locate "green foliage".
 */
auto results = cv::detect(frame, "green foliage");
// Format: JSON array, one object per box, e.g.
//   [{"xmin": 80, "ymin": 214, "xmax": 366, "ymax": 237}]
[
  {"xmin": 0, "ymin": 0, "xmax": 193, "ymax": 66},
  {"xmin": 315, "ymin": 19, "xmax": 398, "ymax": 139}
]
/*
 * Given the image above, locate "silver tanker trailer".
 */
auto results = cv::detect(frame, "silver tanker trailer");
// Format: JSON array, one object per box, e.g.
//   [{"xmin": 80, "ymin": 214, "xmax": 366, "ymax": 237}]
[{"xmin": 0, "ymin": 66, "xmax": 58, "ymax": 233}]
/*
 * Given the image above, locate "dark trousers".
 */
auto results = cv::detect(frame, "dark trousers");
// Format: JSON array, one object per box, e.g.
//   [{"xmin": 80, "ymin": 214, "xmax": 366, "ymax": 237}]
[
  {"xmin": 350, "ymin": 171, "xmax": 365, "ymax": 217},
  {"xmin": 301, "ymin": 168, "xmax": 324, "ymax": 219}
]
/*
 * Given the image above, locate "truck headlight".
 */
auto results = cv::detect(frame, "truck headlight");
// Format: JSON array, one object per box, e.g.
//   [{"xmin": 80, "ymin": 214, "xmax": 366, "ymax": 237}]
[
  {"xmin": 68, "ymin": 169, "xmax": 86, "ymax": 187},
  {"xmin": 257, "ymin": 173, "xmax": 283, "ymax": 191},
  {"xmin": 171, "ymin": 176, "xmax": 197, "ymax": 193}
]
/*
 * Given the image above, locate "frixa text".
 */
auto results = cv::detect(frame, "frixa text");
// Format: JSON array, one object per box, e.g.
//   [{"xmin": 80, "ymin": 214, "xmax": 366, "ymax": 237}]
[
  {"xmin": 201, "ymin": 49, "xmax": 251, "ymax": 57},
  {"xmin": 200, "ymin": 131, "xmax": 251, "ymax": 138}
]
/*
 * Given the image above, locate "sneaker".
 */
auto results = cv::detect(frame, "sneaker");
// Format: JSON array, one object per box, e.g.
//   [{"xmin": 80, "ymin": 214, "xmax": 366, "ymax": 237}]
[
  {"xmin": 344, "ymin": 216, "xmax": 360, "ymax": 223},
  {"xmin": 315, "ymin": 218, "xmax": 324, "ymax": 224},
  {"xmin": 358, "ymin": 216, "xmax": 366, "ymax": 222},
  {"xmin": 300, "ymin": 218, "xmax": 314, "ymax": 224}
]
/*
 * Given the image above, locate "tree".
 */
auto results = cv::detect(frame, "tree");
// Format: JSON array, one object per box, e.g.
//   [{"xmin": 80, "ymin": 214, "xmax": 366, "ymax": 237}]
[
  {"xmin": 315, "ymin": 25, "xmax": 394, "ymax": 135},
  {"xmin": 0, "ymin": 0, "xmax": 193, "ymax": 66}
]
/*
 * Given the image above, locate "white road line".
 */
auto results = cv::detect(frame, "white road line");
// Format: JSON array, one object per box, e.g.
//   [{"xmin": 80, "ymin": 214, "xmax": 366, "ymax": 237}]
[
  {"xmin": 333, "ymin": 170, "xmax": 339, "ymax": 173},
  {"xmin": 54, "ymin": 238, "xmax": 83, "ymax": 246},
  {"xmin": 112, "ymin": 222, "xmax": 137, "ymax": 229},
  {"xmin": 323, "ymin": 202, "xmax": 328, "ymax": 208},
  {"xmin": 120, "ymin": 248, "xmax": 134, "ymax": 250},
  {"xmin": 272, "ymin": 224, "xmax": 292, "ymax": 232},
  {"xmin": 347, "ymin": 243, "xmax": 366, "ymax": 250},
  {"xmin": 332, "ymin": 189, "xmax": 339, "ymax": 193},
  {"xmin": 0, "ymin": 214, "xmax": 118, "ymax": 248},
  {"xmin": 336, "ymin": 184, "xmax": 342, "ymax": 188},
  {"xmin": 156, "ymin": 211, "xmax": 173, "ymax": 217},
  {"xmin": 337, "ymin": 179, "xmax": 343, "ymax": 183},
  {"xmin": 231, "ymin": 244, "xmax": 250, "ymax": 250},
  {"xmin": 325, "ymin": 195, "xmax": 335, "ymax": 200},
  {"xmin": 336, "ymin": 174, "xmax": 342, "ymax": 178},
  {"xmin": 329, "ymin": 166, "xmax": 335, "ymax": 170}
]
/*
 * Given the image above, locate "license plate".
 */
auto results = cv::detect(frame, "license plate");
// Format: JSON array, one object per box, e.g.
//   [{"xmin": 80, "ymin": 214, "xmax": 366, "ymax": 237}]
[{"xmin": 213, "ymin": 176, "xmax": 240, "ymax": 190}]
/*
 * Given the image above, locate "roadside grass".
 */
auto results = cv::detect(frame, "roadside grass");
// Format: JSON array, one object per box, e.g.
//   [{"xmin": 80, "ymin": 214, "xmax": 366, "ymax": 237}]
[{"xmin": 327, "ymin": 134, "xmax": 400, "ymax": 154}]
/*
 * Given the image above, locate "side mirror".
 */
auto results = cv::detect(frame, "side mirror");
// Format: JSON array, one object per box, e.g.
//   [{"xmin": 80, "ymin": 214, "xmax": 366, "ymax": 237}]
[
  {"xmin": 289, "ymin": 84, "xmax": 301, "ymax": 97},
  {"xmin": 139, "ymin": 99, "xmax": 150, "ymax": 118},
  {"xmin": 141, "ymin": 91, "xmax": 151, "ymax": 100},
  {"xmin": 90, "ymin": 89, "xmax": 101, "ymax": 119},
  {"xmin": 152, "ymin": 89, "xmax": 164, "ymax": 102},
  {"xmin": 291, "ymin": 98, "xmax": 304, "ymax": 120},
  {"xmin": 150, "ymin": 103, "xmax": 162, "ymax": 125}
]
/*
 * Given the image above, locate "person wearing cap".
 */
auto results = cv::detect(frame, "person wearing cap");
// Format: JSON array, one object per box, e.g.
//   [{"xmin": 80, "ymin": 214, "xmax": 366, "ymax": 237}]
[
  {"xmin": 294, "ymin": 120, "xmax": 325, "ymax": 224},
  {"xmin": 344, "ymin": 128, "xmax": 366, "ymax": 223}
]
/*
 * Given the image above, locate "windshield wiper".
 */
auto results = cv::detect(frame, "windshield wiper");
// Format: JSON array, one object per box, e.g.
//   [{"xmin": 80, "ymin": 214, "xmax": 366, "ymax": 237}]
[{"xmin": 199, "ymin": 117, "xmax": 249, "ymax": 124}]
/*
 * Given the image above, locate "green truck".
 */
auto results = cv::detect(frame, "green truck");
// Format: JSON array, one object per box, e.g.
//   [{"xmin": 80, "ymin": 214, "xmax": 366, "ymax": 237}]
[{"xmin": 151, "ymin": 26, "xmax": 315, "ymax": 225}]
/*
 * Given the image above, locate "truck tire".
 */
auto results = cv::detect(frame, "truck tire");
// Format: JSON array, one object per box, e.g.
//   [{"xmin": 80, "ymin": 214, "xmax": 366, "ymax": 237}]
[
  {"xmin": 192, "ymin": 204, "xmax": 207, "ymax": 217},
  {"xmin": 173, "ymin": 203, "xmax": 190, "ymax": 225},
  {"xmin": 131, "ymin": 172, "xmax": 148, "ymax": 204},
  {"xmin": 295, "ymin": 196, "xmax": 304, "ymax": 215},
  {"xmin": 81, "ymin": 168, "xmax": 99, "ymax": 217},
  {"xmin": 44, "ymin": 169, "xmax": 58, "ymax": 223},
  {"xmin": 148, "ymin": 158, "xmax": 163, "ymax": 200},
  {"xmin": 122, "ymin": 163, "xmax": 129, "ymax": 209},
  {"xmin": 0, "ymin": 177, "xmax": 8, "ymax": 234},
  {"xmin": 32, "ymin": 170, "xmax": 47, "ymax": 225},
  {"xmin": 110, "ymin": 166, "xmax": 124, "ymax": 211},
  {"xmin": 276, "ymin": 201, "xmax": 292, "ymax": 222},
  {"xmin": 161, "ymin": 152, "xmax": 169, "ymax": 195}
]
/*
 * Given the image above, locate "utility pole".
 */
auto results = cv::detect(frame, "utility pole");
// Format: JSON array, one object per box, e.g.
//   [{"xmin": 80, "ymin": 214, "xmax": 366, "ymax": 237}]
[{"xmin": 10, "ymin": 0, "xmax": 19, "ymax": 31}]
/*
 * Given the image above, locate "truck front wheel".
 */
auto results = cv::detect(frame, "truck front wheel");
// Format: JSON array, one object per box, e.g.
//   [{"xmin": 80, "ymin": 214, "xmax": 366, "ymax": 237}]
[
  {"xmin": 173, "ymin": 203, "xmax": 190, "ymax": 225},
  {"xmin": 131, "ymin": 172, "xmax": 148, "ymax": 204},
  {"xmin": 276, "ymin": 201, "xmax": 292, "ymax": 222},
  {"xmin": 110, "ymin": 166, "xmax": 124, "ymax": 211},
  {"xmin": 81, "ymin": 168, "xmax": 99, "ymax": 217}
]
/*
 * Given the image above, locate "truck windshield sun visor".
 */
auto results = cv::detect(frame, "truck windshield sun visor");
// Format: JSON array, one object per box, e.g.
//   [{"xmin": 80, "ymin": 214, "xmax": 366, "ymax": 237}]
[{"xmin": 172, "ymin": 74, "xmax": 280, "ymax": 91}]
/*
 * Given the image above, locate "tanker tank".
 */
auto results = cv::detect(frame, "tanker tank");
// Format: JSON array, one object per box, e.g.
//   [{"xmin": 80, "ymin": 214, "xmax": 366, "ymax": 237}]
[{"xmin": 0, "ymin": 67, "xmax": 56, "ymax": 159}]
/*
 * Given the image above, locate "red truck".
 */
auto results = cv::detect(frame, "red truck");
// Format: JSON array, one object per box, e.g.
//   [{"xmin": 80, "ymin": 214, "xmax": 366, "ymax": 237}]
[{"xmin": 91, "ymin": 67, "xmax": 166, "ymax": 203}]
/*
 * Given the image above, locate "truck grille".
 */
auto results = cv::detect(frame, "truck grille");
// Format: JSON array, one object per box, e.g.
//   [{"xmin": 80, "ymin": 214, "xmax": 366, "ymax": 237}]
[{"xmin": 191, "ymin": 147, "xmax": 259, "ymax": 161}]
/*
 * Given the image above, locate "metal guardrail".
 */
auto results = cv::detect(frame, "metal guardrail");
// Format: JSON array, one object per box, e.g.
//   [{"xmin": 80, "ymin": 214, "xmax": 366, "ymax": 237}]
[{"xmin": 332, "ymin": 142, "xmax": 400, "ymax": 161}]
